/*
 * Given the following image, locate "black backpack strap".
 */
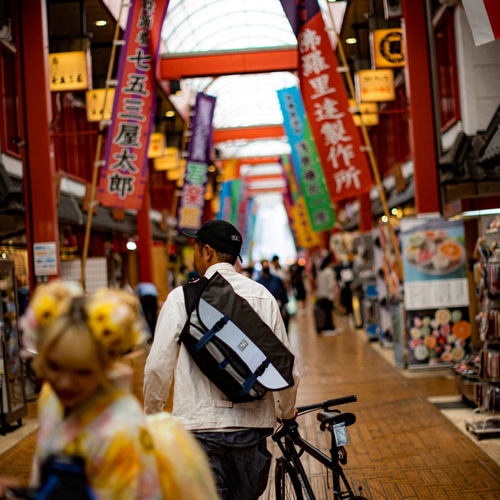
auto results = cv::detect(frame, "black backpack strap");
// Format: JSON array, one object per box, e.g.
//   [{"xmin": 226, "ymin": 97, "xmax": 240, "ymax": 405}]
[{"xmin": 179, "ymin": 277, "xmax": 209, "ymax": 345}]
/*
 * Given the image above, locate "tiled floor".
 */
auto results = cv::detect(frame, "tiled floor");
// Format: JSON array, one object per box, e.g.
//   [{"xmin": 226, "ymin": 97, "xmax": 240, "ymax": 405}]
[
  {"xmin": 262, "ymin": 311, "xmax": 500, "ymax": 499},
  {"xmin": 2, "ymin": 306, "xmax": 500, "ymax": 499}
]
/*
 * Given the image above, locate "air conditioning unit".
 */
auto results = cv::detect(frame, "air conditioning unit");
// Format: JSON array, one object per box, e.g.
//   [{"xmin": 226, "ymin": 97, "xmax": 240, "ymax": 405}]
[
  {"xmin": 0, "ymin": 21, "xmax": 12, "ymax": 42},
  {"xmin": 383, "ymin": 0, "xmax": 402, "ymax": 19}
]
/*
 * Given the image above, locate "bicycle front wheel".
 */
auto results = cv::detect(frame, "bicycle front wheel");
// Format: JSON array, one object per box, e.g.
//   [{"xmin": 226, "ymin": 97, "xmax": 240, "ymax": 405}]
[{"xmin": 275, "ymin": 457, "xmax": 304, "ymax": 500}]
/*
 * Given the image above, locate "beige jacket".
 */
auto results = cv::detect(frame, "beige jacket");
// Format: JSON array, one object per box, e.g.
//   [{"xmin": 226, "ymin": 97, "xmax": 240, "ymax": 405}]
[{"xmin": 143, "ymin": 263, "xmax": 300, "ymax": 430}]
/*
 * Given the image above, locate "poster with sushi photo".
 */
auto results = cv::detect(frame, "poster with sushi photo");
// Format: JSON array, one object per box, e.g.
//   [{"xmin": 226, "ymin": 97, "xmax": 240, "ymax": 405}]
[{"xmin": 401, "ymin": 218, "xmax": 470, "ymax": 367}]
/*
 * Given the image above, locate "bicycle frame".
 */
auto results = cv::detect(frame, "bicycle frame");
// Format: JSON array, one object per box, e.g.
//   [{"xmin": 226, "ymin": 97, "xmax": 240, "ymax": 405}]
[{"xmin": 274, "ymin": 420, "xmax": 356, "ymax": 500}]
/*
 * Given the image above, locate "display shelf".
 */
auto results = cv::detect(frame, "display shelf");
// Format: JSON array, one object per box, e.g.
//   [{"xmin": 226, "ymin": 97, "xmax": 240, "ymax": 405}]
[
  {"xmin": 0, "ymin": 260, "xmax": 27, "ymax": 435},
  {"xmin": 465, "ymin": 408, "xmax": 500, "ymax": 440},
  {"xmin": 462, "ymin": 226, "xmax": 500, "ymax": 438},
  {"xmin": 454, "ymin": 373, "xmax": 481, "ymax": 406}
]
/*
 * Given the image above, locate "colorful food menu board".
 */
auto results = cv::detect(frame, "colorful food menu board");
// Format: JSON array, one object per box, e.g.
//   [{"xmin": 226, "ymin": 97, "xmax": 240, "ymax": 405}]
[{"xmin": 401, "ymin": 219, "xmax": 470, "ymax": 367}]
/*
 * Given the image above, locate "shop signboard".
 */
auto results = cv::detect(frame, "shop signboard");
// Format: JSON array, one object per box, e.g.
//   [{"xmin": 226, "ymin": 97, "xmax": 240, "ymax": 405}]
[
  {"xmin": 49, "ymin": 51, "xmax": 90, "ymax": 92},
  {"xmin": 148, "ymin": 133, "xmax": 166, "ymax": 159},
  {"xmin": 355, "ymin": 69, "xmax": 396, "ymax": 102},
  {"xmin": 371, "ymin": 28, "xmax": 405, "ymax": 68},
  {"xmin": 401, "ymin": 218, "xmax": 471, "ymax": 368},
  {"xmin": 86, "ymin": 88, "xmax": 115, "ymax": 122}
]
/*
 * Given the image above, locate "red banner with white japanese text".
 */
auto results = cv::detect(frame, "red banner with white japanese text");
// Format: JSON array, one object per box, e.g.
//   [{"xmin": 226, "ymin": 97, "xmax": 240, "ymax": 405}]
[
  {"xmin": 98, "ymin": 0, "xmax": 169, "ymax": 210},
  {"xmin": 280, "ymin": 0, "xmax": 372, "ymax": 201}
]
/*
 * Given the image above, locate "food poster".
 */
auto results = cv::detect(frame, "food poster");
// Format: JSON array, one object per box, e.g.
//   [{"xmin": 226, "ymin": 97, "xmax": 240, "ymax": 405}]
[{"xmin": 401, "ymin": 218, "xmax": 471, "ymax": 367}]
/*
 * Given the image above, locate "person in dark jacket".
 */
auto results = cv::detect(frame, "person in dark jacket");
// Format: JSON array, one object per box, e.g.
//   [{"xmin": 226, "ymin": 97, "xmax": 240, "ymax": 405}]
[{"xmin": 258, "ymin": 260, "xmax": 290, "ymax": 332}]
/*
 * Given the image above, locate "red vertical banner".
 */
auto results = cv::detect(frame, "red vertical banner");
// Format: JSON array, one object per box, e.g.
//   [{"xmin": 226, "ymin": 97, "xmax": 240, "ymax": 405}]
[
  {"xmin": 280, "ymin": 0, "xmax": 372, "ymax": 201},
  {"xmin": 98, "ymin": 0, "xmax": 169, "ymax": 210}
]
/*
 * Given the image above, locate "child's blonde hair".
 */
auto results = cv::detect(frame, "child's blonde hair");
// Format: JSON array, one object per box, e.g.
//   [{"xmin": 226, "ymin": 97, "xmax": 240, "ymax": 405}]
[{"xmin": 22, "ymin": 281, "xmax": 147, "ymax": 378}]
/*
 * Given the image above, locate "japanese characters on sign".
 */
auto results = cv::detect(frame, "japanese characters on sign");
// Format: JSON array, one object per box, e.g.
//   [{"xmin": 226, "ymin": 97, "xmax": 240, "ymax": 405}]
[
  {"xmin": 280, "ymin": 0, "xmax": 373, "ymax": 202},
  {"xmin": 153, "ymin": 147, "xmax": 180, "ymax": 171},
  {"xmin": 86, "ymin": 88, "xmax": 115, "ymax": 122},
  {"xmin": 355, "ymin": 69, "xmax": 396, "ymax": 102},
  {"xmin": 49, "ymin": 51, "xmax": 89, "ymax": 92},
  {"xmin": 281, "ymin": 155, "xmax": 321, "ymax": 249},
  {"xmin": 278, "ymin": 87, "xmax": 335, "ymax": 232},
  {"xmin": 98, "ymin": 0, "xmax": 169, "ymax": 210},
  {"xmin": 371, "ymin": 29, "xmax": 405, "ymax": 68},
  {"xmin": 348, "ymin": 99, "xmax": 379, "ymax": 127},
  {"xmin": 178, "ymin": 93, "xmax": 216, "ymax": 230},
  {"xmin": 148, "ymin": 132, "xmax": 166, "ymax": 159}
]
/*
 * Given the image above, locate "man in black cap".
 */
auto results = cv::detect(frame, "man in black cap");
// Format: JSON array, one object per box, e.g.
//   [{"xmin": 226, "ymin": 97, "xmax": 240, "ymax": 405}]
[{"xmin": 144, "ymin": 219, "xmax": 299, "ymax": 500}]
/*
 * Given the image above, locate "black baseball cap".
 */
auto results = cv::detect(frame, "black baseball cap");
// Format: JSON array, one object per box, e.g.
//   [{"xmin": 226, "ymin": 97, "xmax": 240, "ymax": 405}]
[{"xmin": 183, "ymin": 220, "xmax": 243, "ymax": 258}]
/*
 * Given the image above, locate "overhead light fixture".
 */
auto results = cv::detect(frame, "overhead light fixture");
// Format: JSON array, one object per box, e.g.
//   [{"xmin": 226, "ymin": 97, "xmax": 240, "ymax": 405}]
[
  {"xmin": 346, "ymin": 37, "xmax": 357, "ymax": 45},
  {"xmin": 454, "ymin": 208, "xmax": 500, "ymax": 219},
  {"xmin": 126, "ymin": 240, "xmax": 137, "ymax": 251},
  {"xmin": 95, "ymin": 20, "xmax": 107, "ymax": 27},
  {"xmin": 165, "ymin": 110, "xmax": 175, "ymax": 118}
]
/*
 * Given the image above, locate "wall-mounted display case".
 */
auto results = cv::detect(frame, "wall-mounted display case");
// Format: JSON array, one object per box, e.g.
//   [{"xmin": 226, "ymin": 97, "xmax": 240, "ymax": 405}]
[{"xmin": 0, "ymin": 259, "xmax": 27, "ymax": 434}]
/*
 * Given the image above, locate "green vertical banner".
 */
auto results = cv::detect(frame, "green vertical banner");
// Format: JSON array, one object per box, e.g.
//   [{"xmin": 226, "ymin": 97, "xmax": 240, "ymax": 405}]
[
  {"xmin": 229, "ymin": 179, "xmax": 242, "ymax": 225},
  {"xmin": 277, "ymin": 87, "xmax": 335, "ymax": 231}
]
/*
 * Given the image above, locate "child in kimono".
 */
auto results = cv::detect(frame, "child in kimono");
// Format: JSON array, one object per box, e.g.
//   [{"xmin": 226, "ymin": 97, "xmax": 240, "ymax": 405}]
[
  {"xmin": 0, "ymin": 281, "xmax": 219, "ymax": 500},
  {"xmin": 1, "ymin": 281, "xmax": 163, "ymax": 499}
]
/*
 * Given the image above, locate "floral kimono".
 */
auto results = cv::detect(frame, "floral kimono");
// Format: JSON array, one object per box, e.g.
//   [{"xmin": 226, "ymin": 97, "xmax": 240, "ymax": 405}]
[{"xmin": 31, "ymin": 366, "xmax": 162, "ymax": 500}]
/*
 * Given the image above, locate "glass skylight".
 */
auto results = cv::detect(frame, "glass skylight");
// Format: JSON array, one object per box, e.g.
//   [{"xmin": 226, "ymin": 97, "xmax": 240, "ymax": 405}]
[
  {"xmin": 162, "ymin": 0, "xmax": 297, "ymax": 53},
  {"xmin": 160, "ymin": 0, "xmax": 346, "ymax": 159}
]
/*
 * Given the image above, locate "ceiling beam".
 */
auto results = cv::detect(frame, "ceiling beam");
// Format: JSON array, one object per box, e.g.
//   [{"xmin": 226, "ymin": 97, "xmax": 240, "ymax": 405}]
[
  {"xmin": 160, "ymin": 47, "xmax": 298, "ymax": 79},
  {"xmin": 213, "ymin": 125, "xmax": 285, "ymax": 142}
]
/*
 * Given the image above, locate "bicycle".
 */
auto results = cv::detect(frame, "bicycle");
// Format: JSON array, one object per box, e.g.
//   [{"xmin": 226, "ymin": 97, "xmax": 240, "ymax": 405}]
[{"xmin": 272, "ymin": 394, "xmax": 369, "ymax": 499}]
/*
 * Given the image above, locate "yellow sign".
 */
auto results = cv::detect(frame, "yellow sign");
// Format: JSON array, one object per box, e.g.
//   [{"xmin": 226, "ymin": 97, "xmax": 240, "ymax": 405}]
[
  {"xmin": 372, "ymin": 29, "xmax": 405, "ymax": 68},
  {"xmin": 85, "ymin": 88, "xmax": 115, "ymax": 122},
  {"xmin": 49, "ymin": 51, "xmax": 89, "ymax": 91},
  {"xmin": 148, "ymin": 133, "xmax": 166, "ymax": 159},
  {"xmin": 348, "ymin": 99, "xmax": 379, "ymax": 127},
  {"xmin": 355, "ymin": 69, "xmax": 395, "ymax": 102},
  {"xmin": 154, "ymin": 147, "xmax": 180, "ymax": 170}
]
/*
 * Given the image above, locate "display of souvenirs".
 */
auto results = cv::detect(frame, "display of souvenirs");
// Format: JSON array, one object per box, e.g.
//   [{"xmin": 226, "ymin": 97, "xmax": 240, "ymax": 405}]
[{"xmin": 464, "ymin": 219, "xmax": 500, "ymax": 439}]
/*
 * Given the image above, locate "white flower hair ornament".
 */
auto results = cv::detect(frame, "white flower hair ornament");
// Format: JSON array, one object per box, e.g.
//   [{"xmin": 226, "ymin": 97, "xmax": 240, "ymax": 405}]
[{"xmin": 21, "ymin": 280, "xmax": 147, "ymax": 357}]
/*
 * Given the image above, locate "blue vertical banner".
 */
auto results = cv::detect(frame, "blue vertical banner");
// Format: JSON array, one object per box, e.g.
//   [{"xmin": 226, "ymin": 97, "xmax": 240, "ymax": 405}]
[
  {"xmin": 217, "ymin": 180, "xmax": 233, "ymax": 221},
  {"xmin": 241, "ymin": 198, "xmax": 256, "ymax": 259},
  {"xmin": 178, "ymin": 92, "xmax": 216, "ymax": 230},
  {"xmin": 277, "ymin": 86, "xmax": 335, "ymax": 232}
]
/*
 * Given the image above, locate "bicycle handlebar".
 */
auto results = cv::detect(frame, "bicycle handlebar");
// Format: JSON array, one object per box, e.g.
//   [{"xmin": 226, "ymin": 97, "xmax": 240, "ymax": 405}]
[{"xmin": 296, "ymin": 394, "xmax": 357, "ymax": 414}]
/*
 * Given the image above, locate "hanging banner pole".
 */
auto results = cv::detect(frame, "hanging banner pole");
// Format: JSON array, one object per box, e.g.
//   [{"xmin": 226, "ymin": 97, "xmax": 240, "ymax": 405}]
[
  {"xmin": 81, "ymin": 0, "xmax": 127, "ymax": 289},
  {"xmin": 326, "ymin": 5, "xmax": 403, "ymax": 278}
]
